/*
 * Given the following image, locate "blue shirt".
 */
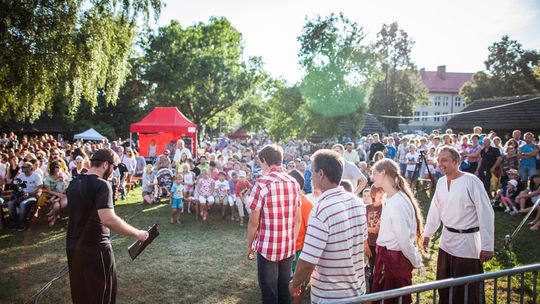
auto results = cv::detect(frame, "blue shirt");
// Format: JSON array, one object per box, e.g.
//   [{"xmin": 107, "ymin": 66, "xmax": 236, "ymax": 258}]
[
  {"xmin": 385, "ymin": 145, "xmax": 396, "ymax": 160},
  {"xmin": 520, "ymin": 144, "xmax": 537, "ymax": 167},
  {"xmin": 304, "ymin": 169, "xmax": 312, "ymax": 194},
  {"xmin": 170, "ymin": 183, "xmax": 184, "ymax": 199}
]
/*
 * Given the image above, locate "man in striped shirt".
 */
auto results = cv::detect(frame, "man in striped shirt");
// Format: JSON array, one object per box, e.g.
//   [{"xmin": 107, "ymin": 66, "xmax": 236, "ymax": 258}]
[
  {"xmin": 289, "ymin": 149, "xmax": 368, "ymax": 303},
  {"xmin": 246, "ymin": 144, "xmax": 302, "ymax": 304}
]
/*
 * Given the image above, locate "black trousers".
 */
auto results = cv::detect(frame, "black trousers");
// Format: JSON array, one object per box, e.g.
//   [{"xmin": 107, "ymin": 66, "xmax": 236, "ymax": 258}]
[
  {"xmin": 436, "ymin": 248, "xmax": 484, "ymax": 304},
  {"xmin": 67, "ymin": 244, "xmax": 117, "ymax": 304},
  {"xmin": 477, "ymin": 169, "xmax": 492, "ymax": 197}
]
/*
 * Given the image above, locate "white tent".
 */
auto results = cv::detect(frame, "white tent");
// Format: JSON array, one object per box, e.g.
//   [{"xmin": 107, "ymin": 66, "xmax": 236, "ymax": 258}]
[{"xmin": 73, "ymin": 128, "xmax": 107, "ymax": 141}]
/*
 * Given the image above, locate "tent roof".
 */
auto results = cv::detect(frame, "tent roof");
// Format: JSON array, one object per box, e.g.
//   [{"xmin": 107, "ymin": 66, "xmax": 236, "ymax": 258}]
[
  {"xmin": 130, "ymin": 107, "xmax": 197, "ymax": 133},
  {"xmin": 73, "ymin": 128, "xmax": 107, "ymax": 141},
  {"xmin": 228, "ymin": 128, "xmax": 251, "ymax": 139}
]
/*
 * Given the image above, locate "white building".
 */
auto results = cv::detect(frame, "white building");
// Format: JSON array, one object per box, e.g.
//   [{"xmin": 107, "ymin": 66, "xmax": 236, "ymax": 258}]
[{"xmin": 401, "ymin": 65, "xmax": 473, "ymax": 132}]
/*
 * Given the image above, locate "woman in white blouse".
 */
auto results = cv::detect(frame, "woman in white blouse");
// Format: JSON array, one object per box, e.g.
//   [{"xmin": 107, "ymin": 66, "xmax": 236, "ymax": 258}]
[{"xmin": 370, "ymin": 158, "xmax": 423, "ymax": 304}]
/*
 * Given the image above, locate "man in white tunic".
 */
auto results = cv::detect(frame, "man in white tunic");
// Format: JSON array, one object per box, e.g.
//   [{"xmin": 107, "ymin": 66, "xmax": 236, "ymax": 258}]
[{"xmin": 423, "ymin": 146, "xmax": 494, "ymax": 304}]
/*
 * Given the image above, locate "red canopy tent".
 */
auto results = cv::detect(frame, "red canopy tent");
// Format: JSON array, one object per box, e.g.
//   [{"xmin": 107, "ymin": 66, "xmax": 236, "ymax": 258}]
[
  {"xmin": 228, "ymin": 128, "xmax": 251, "ymax": 139},
  {"xmin": 130, "ymin": 107, "xmax": 197, "ymax": 158}
]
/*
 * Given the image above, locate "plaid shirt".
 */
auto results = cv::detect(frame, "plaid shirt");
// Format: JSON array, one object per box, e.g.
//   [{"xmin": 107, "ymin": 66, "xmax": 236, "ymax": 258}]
[{"xmin": 247, "ymin": 167, "xmax": 301, "ymax": 262}]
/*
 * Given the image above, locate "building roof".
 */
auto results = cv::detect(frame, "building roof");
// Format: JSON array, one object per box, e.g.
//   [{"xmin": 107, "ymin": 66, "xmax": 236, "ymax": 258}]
[
  {"xmin": 421, "ymin": 66, "xmax": 473, "ymax": 93},
  {"xmin": 444, "ymin": 94, "xmax": 540, "ymax": 132},
  {"xmin": 362, "ymin": 114, "xmax": 389, "ymax": 135}
]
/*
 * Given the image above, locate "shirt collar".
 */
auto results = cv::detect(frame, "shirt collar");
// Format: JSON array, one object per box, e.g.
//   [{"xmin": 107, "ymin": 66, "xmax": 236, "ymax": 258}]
[
  {"xmin": 319, "ymin": 186, "xmax": 345, "ymax": 201},
  {"xmin": 268, "ymin": 166, "xmax": 284, "ymax": 174}
]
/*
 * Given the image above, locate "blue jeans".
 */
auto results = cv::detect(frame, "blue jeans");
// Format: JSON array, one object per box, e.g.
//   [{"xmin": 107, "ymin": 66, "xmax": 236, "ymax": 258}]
[
  {"xmin": 519, "ymin": 165, "xmax": 537, "ymax": 182},
  {"xmin": 8, "ymin": 197, "xmax": 37, "ymax": 228},
  {"xmin": 399, "ymin": 163, "xmax": 407, "ymax": 176},
  {"xmin": 257, "ymin": 252, "xmax": 293, "ymax": 304}
]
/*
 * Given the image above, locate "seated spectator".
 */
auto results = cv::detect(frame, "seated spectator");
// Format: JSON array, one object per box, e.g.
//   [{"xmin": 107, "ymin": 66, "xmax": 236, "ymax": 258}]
[
  {"xmin": 70, "ymin": 156, "xmax": 88, "ymax": 178},
  {"xmin": 498, "ymin": 179, "xmax": 519, "ymax": 213},
  {"xmin": 7, "ymin": 162, "xmax": 43, "ymax": 231},
  {"xmin": 512, "ymin": 175, "xmax": 540, "ymax": 215},
  {"xmin": 141, "ymin": 164, "xmax": 158, "ymax": 205},
  {"xmin": 155, "ymin": 150, "xmax": 171, "ymax": 170},
  {"xmin": 134, "ymin": 150, "xmax": 146, "ymax": 177},
  {"xmin": 196, "ymin": 169, "xmax": 215, "ymax": 221}
]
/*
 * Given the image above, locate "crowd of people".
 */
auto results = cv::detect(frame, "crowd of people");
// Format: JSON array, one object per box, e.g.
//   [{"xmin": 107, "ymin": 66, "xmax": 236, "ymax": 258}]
[{"xmin": 1, "ymin": 125, "xmax": 539, "ymax": 303}]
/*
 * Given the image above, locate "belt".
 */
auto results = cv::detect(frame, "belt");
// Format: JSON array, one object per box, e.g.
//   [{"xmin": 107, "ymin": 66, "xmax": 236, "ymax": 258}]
[{"xmin": 445, "ymin": 226, "xmax": 480, "ymax": 234}]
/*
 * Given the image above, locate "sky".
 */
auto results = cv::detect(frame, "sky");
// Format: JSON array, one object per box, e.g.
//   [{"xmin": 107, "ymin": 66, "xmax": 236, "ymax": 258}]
[{"xmin": 156, "ymin": 0, "xmax": 540, "ymax": 83}]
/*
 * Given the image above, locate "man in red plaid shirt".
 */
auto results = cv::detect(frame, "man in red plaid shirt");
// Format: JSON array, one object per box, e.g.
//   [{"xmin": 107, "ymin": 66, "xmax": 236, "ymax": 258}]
[{"xmin": 246, "ymin": 144, "xmax": 302, "ymax": 304}]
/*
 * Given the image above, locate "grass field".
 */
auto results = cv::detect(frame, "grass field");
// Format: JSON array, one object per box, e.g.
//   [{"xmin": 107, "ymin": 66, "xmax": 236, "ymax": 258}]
[{"xmin": 0, "ymin": 188, "xmax": 539, "ymax": 303}]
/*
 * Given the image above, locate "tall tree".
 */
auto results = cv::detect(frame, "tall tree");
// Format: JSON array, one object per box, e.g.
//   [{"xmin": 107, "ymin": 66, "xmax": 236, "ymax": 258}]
[
  {"xmin": 461, "ymin": 36, "xmax": 540, "ymax": 103},
  {"xmin": 265, "ymin": 83, "xmax": 312, "ymax": 141},
  {"xmin": 298, "ymin": 13, "xmax": 377, "ymax": 138},
  {"xmin": 368, "ymin": 22, "xmax": 428, "ymax": 132},
  {"xmin": 144, "ymin": 18, "xmax": 263, "ymax": 137},
  {"xmin": 0, "ymin": 0, "xmax": 162, "ymax": 122}
]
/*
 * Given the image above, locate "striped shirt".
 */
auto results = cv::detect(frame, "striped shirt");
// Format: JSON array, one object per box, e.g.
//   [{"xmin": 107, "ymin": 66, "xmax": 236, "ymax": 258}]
[
  {"xmin": 300, "ymin": 186, "xmax": 367, "ymax": 303},
  {"xmin": 247, "ymin": 167, "xmax": 302, "ymax": 262}
]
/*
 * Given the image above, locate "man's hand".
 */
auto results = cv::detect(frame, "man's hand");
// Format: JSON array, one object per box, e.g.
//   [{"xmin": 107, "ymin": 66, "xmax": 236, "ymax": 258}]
[
  {"xmin": 136, "ymin": 230, "xmax": 149, "ymax": 242},
  {"xmin": 288, "ymin": 280, "xmax": 302, "ymax": 297},
  {"xmin": 423, "ymin": 236, "xmax": 430, "ymax": 251},
  {"xmin": 247, "ymin": 246, "xmax": 255, "ymax": 260},
  {"xmin": 364, "ymin": 243, "xmax": 372, "ymax": 259},
  {"xmin": 479, "ymin": 250, "xmax": 494, "ymax": 262}
]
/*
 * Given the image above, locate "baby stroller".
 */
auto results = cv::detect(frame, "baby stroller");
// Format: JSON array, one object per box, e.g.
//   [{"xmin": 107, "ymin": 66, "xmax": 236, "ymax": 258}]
[{"xmin": 156, "ymin": 168, "xmax": 174, "ymax": 202}]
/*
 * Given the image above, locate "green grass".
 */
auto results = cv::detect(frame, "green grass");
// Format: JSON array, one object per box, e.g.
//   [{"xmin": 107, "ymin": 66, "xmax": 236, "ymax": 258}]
[{"xmin": 0, "ymin": 189, "xmax": 538, "ymax": 303}]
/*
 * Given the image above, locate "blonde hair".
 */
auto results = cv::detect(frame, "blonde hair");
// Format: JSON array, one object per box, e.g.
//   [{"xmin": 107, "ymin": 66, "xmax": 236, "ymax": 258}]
[{"xmin": 373, "ymin": 159, "xmax": 424, "ymax": 248}]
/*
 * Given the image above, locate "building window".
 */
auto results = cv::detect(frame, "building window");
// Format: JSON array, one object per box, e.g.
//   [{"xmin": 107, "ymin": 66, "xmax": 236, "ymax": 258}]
[
  {"xmin": 414, "ymin": 111, "xmax": 420, "ymax": 122},
  {"xmin": 455, "ymin": 101, "xmax": 461, "ymax": 107},
  {"xmin": 434, "ymin": 101, "xmax": 441, "ymax": 106},
  {"xmin": 443, "ymin": 96, "xmax": 449, "ymax": 101},
  {"xmin": 455, "ymin": 96, "xmax": 461, "ymax": 101},
  {"xmin": 422, "ymin": 111, "xmax": 428, "ymax": 122},
  {"xmin": 435, "ymin": 96, "xmax": 441, "ymax": 101},
  {"xmin": 442, "ymin": 112, "xmax": 449, "ymax": 122},
  {"xmin": 434, "ymin": 112, "xmax": 441, "ymax": 122},
  {"xmin": 443, "ymin": 101, "xmax": 449, "ymax": 106}
]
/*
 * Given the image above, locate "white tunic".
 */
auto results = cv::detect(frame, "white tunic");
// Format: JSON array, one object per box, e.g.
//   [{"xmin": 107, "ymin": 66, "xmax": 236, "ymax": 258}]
[
  {"xmin": 423, "ymin": 173, "xmax": 494, "ymax": 259},
  {"xmin": 376, "ymin": 191, "xmax": 422, "ymax": 268}
]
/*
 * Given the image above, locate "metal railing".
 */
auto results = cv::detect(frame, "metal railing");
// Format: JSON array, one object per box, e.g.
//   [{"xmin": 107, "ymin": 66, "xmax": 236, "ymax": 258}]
[
  {"xmin": 331, "ymin": 263, "xmax": 539, "ymax": 304},
  {"xmin": 504, "ymin": 197, "xmax": 540, "ymax": 251}
]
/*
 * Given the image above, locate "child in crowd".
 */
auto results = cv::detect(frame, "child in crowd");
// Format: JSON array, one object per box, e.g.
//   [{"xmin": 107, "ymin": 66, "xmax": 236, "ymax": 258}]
[
  {"xmin": 405, "ymin": 144, "xmax": 419, "ymax": 184},
  {"xmin": 169, "ymin": 175, "xmax": 184, "ymax": 224},
  {"xmin": 235, "ymin": 170, "xmax": 252, "ymax": 226},
  {"xmin": 365, "ymin": 185, "xmax": 384, "ymax": 292},
  {"xmin": 141, "ymin": 164, "xmax": 158, "ymax": 205},
  {"xmin": 500, "ymin": 179, "xmax": 518, "ymax": 213},
  {"xmin": 214, "ymin": 171, "xmax": 233, "ymax": 219},
  {"xmin": 340, "ymin": 180, "xmax": 353, "ymax": 193},
  {"xmin": 209, "ymin": 161, "xmax": 219, "ymax": 180},
  {"xmin": 182, "ymin": 163, "xmax": 195, "ymax": 214},
  {"xmin": 196, "ymin": 169, "xmax": 214, "ymax": 221},
  {"xmin": 362, "ymin": 188, "xmax": 372, "ymax": 205},
  {"xmin": 229, "ymin": 171, "xmax": 238, "ymax": 221}
]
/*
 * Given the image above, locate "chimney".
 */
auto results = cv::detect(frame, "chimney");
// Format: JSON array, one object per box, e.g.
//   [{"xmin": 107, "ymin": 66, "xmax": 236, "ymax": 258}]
[{"xmin": 437, "ymin": 65, "xmax": 447, "ymax": 80}]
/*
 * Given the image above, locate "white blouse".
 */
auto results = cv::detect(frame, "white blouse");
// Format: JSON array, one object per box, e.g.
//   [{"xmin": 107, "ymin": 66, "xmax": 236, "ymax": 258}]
[{"xmin": 376, "ymin": 191, "xmax": 422, "ymax": 268}]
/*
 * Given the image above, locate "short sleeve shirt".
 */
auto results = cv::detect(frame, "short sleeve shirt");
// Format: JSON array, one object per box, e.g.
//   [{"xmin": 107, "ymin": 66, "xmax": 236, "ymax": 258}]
[
  {"xmin": 300, "ymin": 187, "xmax": 367, "ymax": 302},
  {"xmin": 246, "ymin": 167, "xmax": 301, "ymax": 262},
  {"xmin": 66, "ymin": 174, "xmax": 114, "ymax": 248}
]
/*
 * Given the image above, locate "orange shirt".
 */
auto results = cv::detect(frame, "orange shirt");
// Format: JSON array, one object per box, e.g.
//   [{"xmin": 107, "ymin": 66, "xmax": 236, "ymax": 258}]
[{"xmin": 296, "ymin": 194, "xmax": 314, "ymax": 251}]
